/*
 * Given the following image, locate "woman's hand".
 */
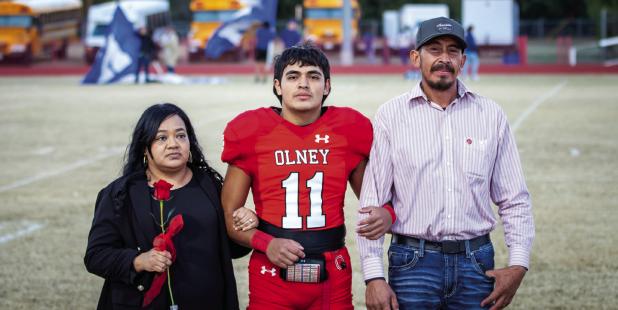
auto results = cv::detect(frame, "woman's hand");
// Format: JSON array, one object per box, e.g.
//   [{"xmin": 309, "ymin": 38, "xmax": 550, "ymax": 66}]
[
  {"xmin": 133, "ymin": 249, "xmax": 172, "ymax": 273},
  {"xmin": 233, "ymin": 207, "xmax": 259, "ymax": 231}
]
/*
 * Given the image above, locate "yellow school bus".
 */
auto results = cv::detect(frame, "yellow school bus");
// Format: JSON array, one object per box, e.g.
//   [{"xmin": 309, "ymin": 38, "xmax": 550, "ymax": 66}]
[
  {"xmin": 188, "ymin": 0, "xmax": 244, "ymax": 61},
  {"xmin": 0, "ymin": 0, "xmax": 81, "ymax": 64},
  {"xmin": 303, "ymin": 0, "xmax": 360, "ymax": 50}
]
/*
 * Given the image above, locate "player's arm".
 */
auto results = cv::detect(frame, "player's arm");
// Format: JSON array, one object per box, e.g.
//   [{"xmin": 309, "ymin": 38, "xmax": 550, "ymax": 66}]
[
  {"xmin": 221, "ymin": 165, "xmax": 305, "ymax": 268},
  {"xmin": 349, "ymin": 158, "xmax": 367, "ymax": 198},
  {"xmin": 221, "ymin": 165, "xmax": 255, "ymax": 248},
  {"xmin": 349, "ymin": 159, "xmax": 394, "ymax": 240}
]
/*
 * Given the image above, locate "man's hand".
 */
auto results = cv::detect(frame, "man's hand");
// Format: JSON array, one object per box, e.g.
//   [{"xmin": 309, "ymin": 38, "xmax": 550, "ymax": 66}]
[
  {"xmin": 481, "ymin": 265, "xmax": 527, "ymax": 309},
  {"xmin": 357, "ymin": 207, "xmax": 393, "ymax": 240},
  {"xmin": 366, "ymin": 279, "xmax": 399, "ymax": 310},
  {"xmin": 265, "ymin": 238, "xmax": 305, "ymax": 268}
]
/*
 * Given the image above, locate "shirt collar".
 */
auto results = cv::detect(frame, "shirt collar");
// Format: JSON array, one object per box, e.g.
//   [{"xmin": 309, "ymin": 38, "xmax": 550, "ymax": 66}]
[{"xmin": 407, "ymin": 79, "xmax": 474, "ymax": 106}]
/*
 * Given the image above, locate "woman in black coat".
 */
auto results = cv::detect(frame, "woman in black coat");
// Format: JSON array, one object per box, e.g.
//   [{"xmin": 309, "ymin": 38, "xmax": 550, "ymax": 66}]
[{"xmin": 85, "ymin": 103, "xmax": 255, "ymax": 309}]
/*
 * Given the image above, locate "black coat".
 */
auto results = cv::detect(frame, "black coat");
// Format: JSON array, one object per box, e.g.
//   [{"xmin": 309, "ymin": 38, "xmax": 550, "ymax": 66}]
[{"xmin": 84, "ymin": 170, "xmax": 250, "ymax": 310}]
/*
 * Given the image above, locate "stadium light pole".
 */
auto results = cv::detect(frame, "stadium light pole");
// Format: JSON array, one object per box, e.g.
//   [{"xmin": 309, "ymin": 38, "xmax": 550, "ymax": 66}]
[
  {"xmin": 340, "ymin": 0, "xmax": 353, "ymax": 66},
  {"xmin": 601, "ymin": 9, "xmax": 607, "ymax": 60},
  {"xmin": 601, "ymin": 8, "xmax": 607, "ymax": 39}
]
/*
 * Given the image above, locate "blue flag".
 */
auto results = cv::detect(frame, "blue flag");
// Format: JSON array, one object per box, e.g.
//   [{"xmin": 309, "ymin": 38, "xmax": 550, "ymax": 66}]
[
  {"xmin": 82, "ymin": 6, "xmax": 140, "ymax": 84},
  {"xmin": 205, "ymin": 0, "xmax": 278, "ymax": 59}
]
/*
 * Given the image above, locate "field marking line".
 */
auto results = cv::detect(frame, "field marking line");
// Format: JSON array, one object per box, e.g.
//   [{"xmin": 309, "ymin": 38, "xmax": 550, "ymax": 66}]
[
  {"xmin": 0, "ymin": 147, "xmax": 123, "ymax": 193},
  {"xmin": 0, "ymin": 113, "xmax": 235, "ymax": 194},
  {"xmin": 0, "ymin": 102, "xmax": 37, "ymax": 112},
  {"xmin": 0, "ymin": 221, "xmax": 45, "ymax": 245},
  {"xmin": 512, "ymin": 80, "xmax": 568, "ymax": 133}
]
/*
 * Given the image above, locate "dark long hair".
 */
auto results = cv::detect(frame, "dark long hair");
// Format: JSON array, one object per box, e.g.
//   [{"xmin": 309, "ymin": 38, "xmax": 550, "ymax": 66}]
[{"xmin": 122, "ymin": 103, "xmax": 223, "ymax": 188}]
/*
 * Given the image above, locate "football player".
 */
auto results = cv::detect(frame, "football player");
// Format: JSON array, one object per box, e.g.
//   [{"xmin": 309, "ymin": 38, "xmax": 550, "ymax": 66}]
[{"xmin": 221, "ymin": 43, "xmax": 395, "ymax": 309}]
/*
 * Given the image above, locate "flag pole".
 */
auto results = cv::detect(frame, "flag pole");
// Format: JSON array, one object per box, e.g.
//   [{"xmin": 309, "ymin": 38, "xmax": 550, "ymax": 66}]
[{"xmin": 340, "ymin": 0, "xmax": 353, "ymax": 66}]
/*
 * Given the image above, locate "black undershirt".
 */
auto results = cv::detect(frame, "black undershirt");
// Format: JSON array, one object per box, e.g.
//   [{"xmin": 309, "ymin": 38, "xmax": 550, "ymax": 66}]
[{"xmin": 149, "ymin": 177, "xmax": 224, "ymax": 309}]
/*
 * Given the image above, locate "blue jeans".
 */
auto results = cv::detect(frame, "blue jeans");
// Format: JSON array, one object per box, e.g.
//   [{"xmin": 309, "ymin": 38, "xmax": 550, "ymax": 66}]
[
  {"xmin": 135, "ymin": 55, "xmax": 151, "ymax": 83},
  {"xmin": 388, "ymin": 239, "xmax": 495, "ymax": 310},
  {"xmin": 463, "ymin": 51, "xmax": 480, "ymax": 80}
]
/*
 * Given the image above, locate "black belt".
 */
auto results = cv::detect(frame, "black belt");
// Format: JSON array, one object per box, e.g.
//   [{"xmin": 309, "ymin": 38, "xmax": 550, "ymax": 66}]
[
  {"xmin": 392, "ymin": 234, "xmax": 490, "ymax": 254},
  {"xmin": 258, "ymin": 221, "xmax": 345, "ymax": 255}
]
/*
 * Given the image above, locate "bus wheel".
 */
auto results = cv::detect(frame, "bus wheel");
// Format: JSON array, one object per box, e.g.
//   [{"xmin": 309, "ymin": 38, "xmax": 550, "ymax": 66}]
[
  {"xmin": 21, "ymin": 46, "xmax": 33, "ymax": 65},
  {"xmin": 57, "ymin": 40, "xmax": 69, "ymax": 59}
]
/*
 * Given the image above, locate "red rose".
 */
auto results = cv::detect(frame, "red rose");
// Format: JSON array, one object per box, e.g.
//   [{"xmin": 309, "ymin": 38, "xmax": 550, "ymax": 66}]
[{"xmin": 153, "ymin": 179, "xmax": 173, "ymax": 201}]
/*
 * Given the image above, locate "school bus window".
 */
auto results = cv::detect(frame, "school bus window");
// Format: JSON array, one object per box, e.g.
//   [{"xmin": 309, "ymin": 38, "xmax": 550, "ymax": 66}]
[
  {"xmin": 192, "ymin": 10, "xmax": 236, "ymax": 23},
  {"xmin": 305, "ymin": 8, "xmax": 343, "ymax": 19},
  {"xmin": 0, "ymin": 15, "xmax": 32, "ymax": 27}
]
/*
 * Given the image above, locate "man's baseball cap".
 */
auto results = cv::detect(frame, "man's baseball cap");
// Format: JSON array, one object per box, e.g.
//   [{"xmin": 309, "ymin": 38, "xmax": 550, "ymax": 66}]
[{"xmin": 416, "ymin": 17, "xmax": 467, "ymax": 50}]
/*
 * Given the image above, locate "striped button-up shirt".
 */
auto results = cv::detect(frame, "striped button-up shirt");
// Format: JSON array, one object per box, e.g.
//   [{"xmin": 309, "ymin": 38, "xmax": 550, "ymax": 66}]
[{"xmin": 357, "ymin": 80, "xmax": 534, "ymax": 281}]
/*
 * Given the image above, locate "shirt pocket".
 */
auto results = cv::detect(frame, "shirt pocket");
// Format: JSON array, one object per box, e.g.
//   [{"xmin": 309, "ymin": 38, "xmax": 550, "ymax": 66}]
[{"xmin": 461, "ymin": 137, "xmax": 488, "ymax": 179}]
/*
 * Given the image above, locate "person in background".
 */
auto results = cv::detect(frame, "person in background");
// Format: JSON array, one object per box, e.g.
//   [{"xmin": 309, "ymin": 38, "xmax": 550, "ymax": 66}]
[
  {"xmin": 359, "ymin": 17, "xmax": 534, "ymax": 310},
  {"xmin": 153, "ymin": 26, "xmax": 180, "ymax": 74},
  {"xmin": 397, "ymin": 26, "xmax": 413, "ymax": 65},
  {"xmin": 279, "ymin": 19, "xmax": 302, "ymax": 49},
  {"xmin": 135, "ymin": 27, "xmax": 156, "ymax": 84},
  {"xmin": 85, "ymin": 103, "xmax": 256, "ymax": 309},
  {"xmin": 254, "ymin": 21, "xmax": 276, "ymax": 83},
  {"xmin": 398, "ymin": 26, "xmax": 418, "ymax": 80},
  {"xmin": 362, "ymin": 26, "xmax": 377, "ymax": 64},
  {"xmin": 463, "ymin": 25, "xmax": 480, "ymax": 81}
]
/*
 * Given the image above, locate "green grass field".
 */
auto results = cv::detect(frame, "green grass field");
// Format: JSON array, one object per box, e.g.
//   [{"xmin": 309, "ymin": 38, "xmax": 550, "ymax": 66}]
[{"xmin": 0, "ymin": 74, "xmax": 616, "ymax": 309}]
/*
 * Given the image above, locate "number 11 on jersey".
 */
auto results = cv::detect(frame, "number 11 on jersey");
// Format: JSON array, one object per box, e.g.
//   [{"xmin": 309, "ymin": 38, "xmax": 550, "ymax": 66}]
[{"xmin": 281, "ymin": 172, "xmax": 326, "ymax": 229}]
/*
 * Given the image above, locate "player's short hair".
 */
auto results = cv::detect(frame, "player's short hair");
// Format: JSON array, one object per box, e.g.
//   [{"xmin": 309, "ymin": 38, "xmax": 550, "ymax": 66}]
[{"xmin": 273, "ymin": 42, "xmax": 331, "ymax": 104}]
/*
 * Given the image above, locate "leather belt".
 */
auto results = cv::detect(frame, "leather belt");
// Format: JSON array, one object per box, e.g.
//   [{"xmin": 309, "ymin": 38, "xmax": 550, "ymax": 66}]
[
  {"xmin": 258, "ymin": 221, "xmax": 345, "ymax": 255},
  {"xmin": 392, "ymin": 234, "xmax": 490, "ymax": 254}
]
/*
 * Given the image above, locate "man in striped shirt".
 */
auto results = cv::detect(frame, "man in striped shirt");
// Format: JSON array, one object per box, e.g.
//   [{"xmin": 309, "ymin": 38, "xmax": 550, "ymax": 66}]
[{"xmin": 356, "ymin": 17, "xmax": 534, "ymax": 310}]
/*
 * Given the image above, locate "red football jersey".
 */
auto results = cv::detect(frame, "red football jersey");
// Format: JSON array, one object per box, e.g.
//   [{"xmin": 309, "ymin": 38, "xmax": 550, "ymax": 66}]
[{"xmin": 222, "ymin": 106, "xmax": 372, "ymax": 230}]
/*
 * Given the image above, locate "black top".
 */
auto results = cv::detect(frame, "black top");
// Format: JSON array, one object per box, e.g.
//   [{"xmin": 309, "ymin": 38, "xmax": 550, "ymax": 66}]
[
  {"xmin": 138, "ymin": 32, "xmax": 156, "ymax": 58},
  {"xmin": 148, "ymin": 177, "xmax": 225, "ymax": 309},
  {"xmin": 280, "ymin": 29, "xmax": 301, "ymax": 48},
  {"xmin": 84, "ymin": 170, "xmax": 251, "ymax": 310}
]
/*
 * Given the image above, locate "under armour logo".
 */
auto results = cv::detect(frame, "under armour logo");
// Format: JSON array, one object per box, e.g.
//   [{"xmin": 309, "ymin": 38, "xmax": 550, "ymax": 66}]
[
  {"xmin": 260, "ymin": 266, "xmax": 276, "ymax": 276},
  {"xmin": 314, "ymin": 134, "xmax": 330, "ymax": 144}
]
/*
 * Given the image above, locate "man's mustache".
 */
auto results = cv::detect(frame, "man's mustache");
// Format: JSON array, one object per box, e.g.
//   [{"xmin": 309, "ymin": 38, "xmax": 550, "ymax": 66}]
[{"xmin": 430, "ymin": 62, "xmax": 455, "ymax": 73}]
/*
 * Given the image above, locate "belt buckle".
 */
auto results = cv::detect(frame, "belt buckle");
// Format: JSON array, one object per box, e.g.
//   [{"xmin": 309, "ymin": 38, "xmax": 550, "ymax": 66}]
[
  {"xmin": 441, "ymin": 241, "xmax": 461, "ymax": 254},
  {"xmin": 283, "ymin": 262, "xmax": 321, "ymax": 283},
  {"xmin": 280, "ymin": 255, "xmax": 328, "ymax": 283}
]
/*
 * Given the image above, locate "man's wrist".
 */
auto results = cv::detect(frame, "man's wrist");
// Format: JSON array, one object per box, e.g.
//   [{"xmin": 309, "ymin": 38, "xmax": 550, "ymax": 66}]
[
  {"xmin": 510, "ymin": 265, "xmax": 528, "ymax": 272},
  {"xmin": 382, "ymin": 203, "xmax": 396, "ymax": 224},
  {"xmin": 365, "ymin": 277, "xmax": 385, "ymax": 285},
  {"xmin": 251, "ymin": 230, "xmax": 274, "ymax": 253}
]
